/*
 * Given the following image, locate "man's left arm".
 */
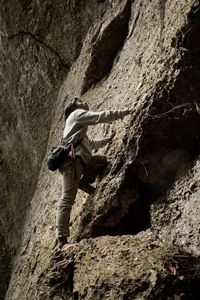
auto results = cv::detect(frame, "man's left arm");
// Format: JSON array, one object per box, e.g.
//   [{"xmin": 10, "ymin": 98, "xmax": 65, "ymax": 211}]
[{"xmin": 90, "ymin": 132, "xmax": 115, "ymax": 150}]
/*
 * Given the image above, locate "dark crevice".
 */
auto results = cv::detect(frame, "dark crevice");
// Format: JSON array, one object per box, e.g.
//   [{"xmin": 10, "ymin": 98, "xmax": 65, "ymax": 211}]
[
  {"xmin": 81, "ymin": 0, "xmax": 132, "ymax": 94},
  {"xmin": 0, "ymin": 234, "xmax": 13, "ymax": 300},
  {"xmin": 158, "ymin": 254, "xmax": 200, "ymax": 300},
  {"xmin": 5, "ymin": 31, "xmax": 69, "ymax": 69}
]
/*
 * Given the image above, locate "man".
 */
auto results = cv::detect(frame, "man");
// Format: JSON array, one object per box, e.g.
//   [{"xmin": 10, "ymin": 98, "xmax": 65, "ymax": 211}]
[{"xmin": 57, "ymin": 97, "xmax": 134, "ymax": 250}]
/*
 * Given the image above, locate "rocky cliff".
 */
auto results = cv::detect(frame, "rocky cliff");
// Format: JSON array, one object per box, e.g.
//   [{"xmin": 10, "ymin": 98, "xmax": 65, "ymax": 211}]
[{"xmin": 1, "ymin": 0, "xmax": 200, "ymax": 299}]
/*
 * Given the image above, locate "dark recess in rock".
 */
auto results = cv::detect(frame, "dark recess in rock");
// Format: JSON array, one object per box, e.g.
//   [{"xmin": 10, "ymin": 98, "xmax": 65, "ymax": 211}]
[
  {"xmin": 157, "ymin": 253, "xmax": 200, "ymax": 300},
  {"xmin": 0, "ymin": 234, "xmax": 12, "ymax": 300},
  {"xmin": 81, "ymin": 0, "xmax": 132, "ymax": 94},
  {"xmin": 0, "ymin": 147, "xmax": 4, "ymax": 165}
]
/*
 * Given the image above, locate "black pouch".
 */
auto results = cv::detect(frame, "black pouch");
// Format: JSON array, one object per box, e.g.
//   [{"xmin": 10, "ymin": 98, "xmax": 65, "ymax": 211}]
[{"xmin": 47, "ymin": 145, "xmax": 71, "ymax": 171}]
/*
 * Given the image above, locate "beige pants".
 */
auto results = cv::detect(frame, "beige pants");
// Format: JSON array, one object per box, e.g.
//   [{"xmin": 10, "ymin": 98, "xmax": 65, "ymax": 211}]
[{"xmin": 56, "ymin": 156, "xmax": 107, "ymax": 238}]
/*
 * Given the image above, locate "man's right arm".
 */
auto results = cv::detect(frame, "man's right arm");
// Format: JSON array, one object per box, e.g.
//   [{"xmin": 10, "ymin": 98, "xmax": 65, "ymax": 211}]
[{"xmin": 75, "ymin": 108, "xmax": 132, "ymax": 126}]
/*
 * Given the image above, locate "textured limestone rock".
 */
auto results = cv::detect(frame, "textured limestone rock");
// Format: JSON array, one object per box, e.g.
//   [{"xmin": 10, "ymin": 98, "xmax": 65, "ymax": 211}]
[
  {"xmin": 1, "ymin": 0, "xmax": 200, "ymax": 299},
  {"xmin": 151, "ymin": 158, "xmax": 200, "ymax": 256},
  {"xmin": 70, "ymin": 0, "xmax": 200, "ymax": 244},
  {"xmin": 0, "ymin": 0, "xmax": 106, "ymax": 299},
  {"xmin": 35, "ymin": 233, "xmax": 200, "ymax": 299}
]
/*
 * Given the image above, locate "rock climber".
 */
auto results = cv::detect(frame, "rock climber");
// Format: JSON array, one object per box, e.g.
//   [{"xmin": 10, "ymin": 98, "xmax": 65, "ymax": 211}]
[{"xmin": 57, "ymin": 97, "xmax": 134, "ymax": 250}]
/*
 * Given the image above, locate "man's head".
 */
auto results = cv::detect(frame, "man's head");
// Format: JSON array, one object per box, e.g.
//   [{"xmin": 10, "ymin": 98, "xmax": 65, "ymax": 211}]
[{"xmin": 64, "ymin": 97, "xmax": 89, "ymax": 120}]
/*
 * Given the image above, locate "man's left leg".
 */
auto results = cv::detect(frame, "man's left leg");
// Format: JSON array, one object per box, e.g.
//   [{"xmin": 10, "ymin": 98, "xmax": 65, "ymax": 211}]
[{"xmin": 56, "ymin": 157, "xmax": 84, "ymax": 250}]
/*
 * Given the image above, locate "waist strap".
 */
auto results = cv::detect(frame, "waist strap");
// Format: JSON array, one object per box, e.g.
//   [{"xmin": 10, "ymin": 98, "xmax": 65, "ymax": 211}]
[{"xmin": 70, "ymin": 144, "xmax": 76, "ymax": 179}]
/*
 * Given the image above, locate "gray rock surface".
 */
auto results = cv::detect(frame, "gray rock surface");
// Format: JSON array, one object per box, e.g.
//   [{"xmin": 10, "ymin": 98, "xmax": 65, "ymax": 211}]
[{"xmin": 1, "ymin": 0, "xmax": 200, "ymax": 299}]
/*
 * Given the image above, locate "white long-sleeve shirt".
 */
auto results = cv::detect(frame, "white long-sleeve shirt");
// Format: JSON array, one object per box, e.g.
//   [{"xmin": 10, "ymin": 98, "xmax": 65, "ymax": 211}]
[{"xmin": 62, "ymin": 108, "xmax": 130, "ymax": 164}]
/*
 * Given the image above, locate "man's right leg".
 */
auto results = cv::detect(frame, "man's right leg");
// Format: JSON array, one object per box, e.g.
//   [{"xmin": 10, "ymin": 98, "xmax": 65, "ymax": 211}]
[
  {"xmin": 56, "ymin": 158, "xmax": 83, "ymax": 249},
  {"xmin": 78, "ymin": 179, "xmax": 95, "ymax": 194},
  {"xmin": 82, "ymin": 155, "xmax": 108, "ymax": 182},
  {"xmin": 78, "ymin": 155, "xmax": 108, "ymax": 194}
]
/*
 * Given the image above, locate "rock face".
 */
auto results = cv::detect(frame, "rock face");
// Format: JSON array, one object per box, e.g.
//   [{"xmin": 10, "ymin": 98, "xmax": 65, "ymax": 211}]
[
  {"xmin": 1, "ymin": 0, "xmax": 200, "ymax": 299},
  {"xmin": 34, "ymin": 233, "xmax": 200, "ymax": 299}
]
